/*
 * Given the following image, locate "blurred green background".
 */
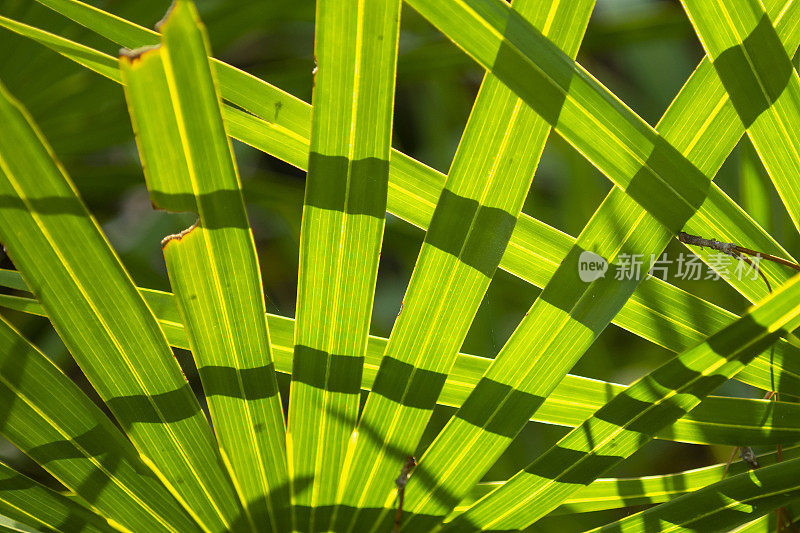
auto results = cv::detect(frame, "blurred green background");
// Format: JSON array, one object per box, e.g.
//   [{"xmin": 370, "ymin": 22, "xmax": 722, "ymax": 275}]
[{"xmin": 1, "ymin": 0, "xmax": 797, "ymax": 529}]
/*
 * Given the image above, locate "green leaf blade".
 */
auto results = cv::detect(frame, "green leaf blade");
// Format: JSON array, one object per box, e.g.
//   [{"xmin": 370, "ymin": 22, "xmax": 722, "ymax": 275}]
[
  {"xmin": 0, "ymin": 318, "xmax": 199, "ymax": 533},
  {"xmin": 451, "ymin": 272, "xmax": 800, "ymax": 531},
  {"xmin": 337, "ymin": 2, "xmax": 595, "ymax": 529},
  {"xmin": 285, "ymin": 0, "xmax": 401, "ymax": 529},
  {"xmin": 120, "ymin": 1, "xmax": 289, "ymax": 530},
  {"xmin": 682, "ymin": 0, "xmax": 800, "ymax": 234},
  {"xmin": 0, "ymin": 75, "xmax": 241, "ymax": 532}
]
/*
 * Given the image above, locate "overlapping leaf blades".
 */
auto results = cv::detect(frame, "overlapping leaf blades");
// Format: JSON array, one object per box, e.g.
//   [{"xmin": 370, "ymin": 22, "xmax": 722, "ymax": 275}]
[
  {"xmin": 449, "ymin": 271, "xmax": 800, "ymax": 531},
  {"xmin": 4, "ymin": 0, "xmax": 800, "ymax": 395},
  {"xmin": 4, "ymin": 274, "xmax": 800, "ymax": 449},
  {"xmin": 0, "ymin": 460, "xmax": 112, "ymax": 533},
  {"xmin": 0, "ymin": 67, "xmax": 241, "ymax": 531},
  {"xmin": 334, "ymin": 2, "xmax": 595, "ymax": 530},
  {"xmin": 683, "ymin": 0, "xmax": 800, "ymax": 234},
  {"xmin": 459, "ymin": 446, "xmax": 800, "ymax": 517},
  {"xmin": 591, "ymin": 456, "xmax": 800, "ymax": 532},
  {"xmin": 119, "ymin": 1, "xmax": 288, "ymax": 530},
  {"xmin": 0, "ymin": 317, "xmax": 197, "ymax": 533},
  {"xmin": 0, "ymin": 0, "xmax": 800, "ymax": 531},
  {"xmin": 401, "ymin": 0, "xmax": 800, "ymax": 526}
]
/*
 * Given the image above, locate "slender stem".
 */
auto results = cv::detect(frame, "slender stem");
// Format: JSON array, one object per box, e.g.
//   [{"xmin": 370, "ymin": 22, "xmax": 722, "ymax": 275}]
[
  {"xmin": 736, "ymin": 252, "xmax": 772, "ymax": 293},
  {"xmin": 678, "ymin": 232, "xmax": 800, "ymax": 271},
  {"xmin": 677, "ymin": 232, "xmax": 737, "ymax": 255},
  {"xmin": 393, "ymin": 456, "xmax": 416, "ymax": 533}
]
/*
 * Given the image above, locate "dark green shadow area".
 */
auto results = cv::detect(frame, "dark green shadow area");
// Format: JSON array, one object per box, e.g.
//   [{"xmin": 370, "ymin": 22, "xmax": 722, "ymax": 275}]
[
  {"xmin": 492, "ymin": 8, "xmax": 571, "ymax": 127},
  {"xmin": 325, "ymin": 404, "xmax": 462, "ymax": 516},
  {"xmin": 291, "ymin": 345, "xmax": 363, "ymax": 394},
  {"xmin": 523, "ymin": 444, "xmax": 624, "ymax": 485},
  {"xmin": 0, "ymin": 194, "xmax": 87, "ymax": 218},
  {"xmin": 713, "ymin": 13, "xmax": 793, "ymax": 128},
  {"xmin": 460, "ymin": 200, "xmax": 518, "ymax": 278},
  {"xmin": 612, "ymin": 476, "xmax": 650, "ymax": 511},
  {"xmin": 705, "ymin": 313, "xmax": 784, "ymax": 363},
  {"xmin": 0, "ymin": 331, "xmax": 27, "ymax": 428},
  {"xmin": 0, "ymin": 471, "xmax": 99, "ymax": 533},
  {"xmin": 305, "ymin": 153, "xmax": 389, "ymax": 218},
  {"xmin": 26, "ymin": 423, "xmax": 131, "ymax": 467},
  {"xmin": 456, "ymin": 377, "xmax": 545, "ymax": 438},
  {"xmin": 290, "ymin": 503, "xmax": 477, "ymax": 533},
  {"xmin": 536, "ymin": 245, "xmax": 594, "ymax": 314},
  {"xmin": 370, "ymin": 355, "xmax": 448, "ymax": 409},
  {"xmin": 593, "ymin": 383, "xmax": 691, "ymax": 435},
  {"xmin": 151, "ymin": 188, "xmax": 251, "ymax": 230},
  {"xmin": 0, "ymin": 187, "xmax": 254, "ymax": 231},
  {"xmin": 26, "ymin": 425, "xmax": 130, "ymax": 506},
  {"xmin": 624, "ymin": 136, "xmax": 710, "ymax": 235},
  {"xmin": 227, "ymin": 479, "xmax": 299, "ymax": 533},
  {"xmin": 592, "ymin": 353, "xmax": 727, "ymax": 434},
  {"xmin": 105, "ymin": 383, "xmax": 203, "ymax": 427},
  {"xmin": 425, "ymin": 188, "xmax": 517, "ymax": 278},
  {"xmin": 538, "ymin": 243, "xmax": 642, "ymax": 333},
  {"xmin": 198, "ymin": 363, "xmax": 279, "ymax": 401}
]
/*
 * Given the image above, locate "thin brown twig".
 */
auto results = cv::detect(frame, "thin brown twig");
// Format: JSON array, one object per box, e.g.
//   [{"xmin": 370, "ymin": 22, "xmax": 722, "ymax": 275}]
[
  {"xmin": 783, "ymin": 507, "xmax": 800, "ymax": 533},
  {"xmin": 393, "ymin": 456, "xmax": 416, "ymax": 533},
  {"xmin": 677, "ymin": 232, "xmax": 800, "ymax": 271},
  {"xmin": 721, "ymin": 446, "xmax": 740, "ymax": 479},
  {"xmin": 736, "ymin": 252, "xmax": 772, "ymax": 293}
]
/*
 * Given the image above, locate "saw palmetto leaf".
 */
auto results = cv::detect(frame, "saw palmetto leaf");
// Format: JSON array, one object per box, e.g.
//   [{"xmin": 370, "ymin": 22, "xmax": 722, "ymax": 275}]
[
  {"xmin": 0, "ymin": 76, "xmax": 242, "ymax": 531},
  {"xmin": 4, "ymin": 278, "xmax": 800, "ymax": 450},
  {"xmin": 0, "ymin": 316, "xmax": 198, "ymax": 532},
  {"xmin": 450, "ymin": 272, "xmax": 800, "ymax": 531},
  {"xmin": 4, "ymin": 5, "xmax": 800, "ymax": 395},
  {"xmin": 119, "ymin": 1, "xmax": 288, "ymax": 530},
  {"xmin": 285, "ymin": 2, "xmax": 400, "ymax": 530},
  {"xmin": 3, "ymin": 0, "xmax": 800, "ymax": 530},
  {"xmin": 333, "ymin": 3, "xmax": 595, "ymax": 530}
]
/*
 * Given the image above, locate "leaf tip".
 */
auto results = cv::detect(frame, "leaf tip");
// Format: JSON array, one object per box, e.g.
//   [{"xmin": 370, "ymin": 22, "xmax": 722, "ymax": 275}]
[
  {"xmin": 155, "ymin": 0, "xmax": 200, "ymax": 34},
  {"xmin": 119, "ymin": 45, "xmax": 160, "ymax": 64},
  {"xmin": 155, "ymin": 0, "xmax": 178, "ymax": 33},
  {"xmin": 161, "ymin": 220, "xmax": 199, "ymax": 248}
]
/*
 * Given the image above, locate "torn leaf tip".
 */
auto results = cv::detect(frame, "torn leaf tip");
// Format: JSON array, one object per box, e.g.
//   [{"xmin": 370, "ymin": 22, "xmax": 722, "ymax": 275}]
[{"xmin": 161, "ymin": 220, "xmax": 199, "ymax": 247}]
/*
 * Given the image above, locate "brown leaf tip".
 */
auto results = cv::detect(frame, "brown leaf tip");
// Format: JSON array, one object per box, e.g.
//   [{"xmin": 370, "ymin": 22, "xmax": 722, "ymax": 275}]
[
  {"xmin": 395, "ymin": 456, "xmax": 417, "ymax": 491},
  {"xmin": 155, "ymin": 0, "xmax": 179, "ymax": 33},
  {"xmin": 119, "ymin": 45, "xmax": 160, "ymax": 63},
  {"xmin": 161, "ymin": 219, "xmax": 199, "ymax": 248}
]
